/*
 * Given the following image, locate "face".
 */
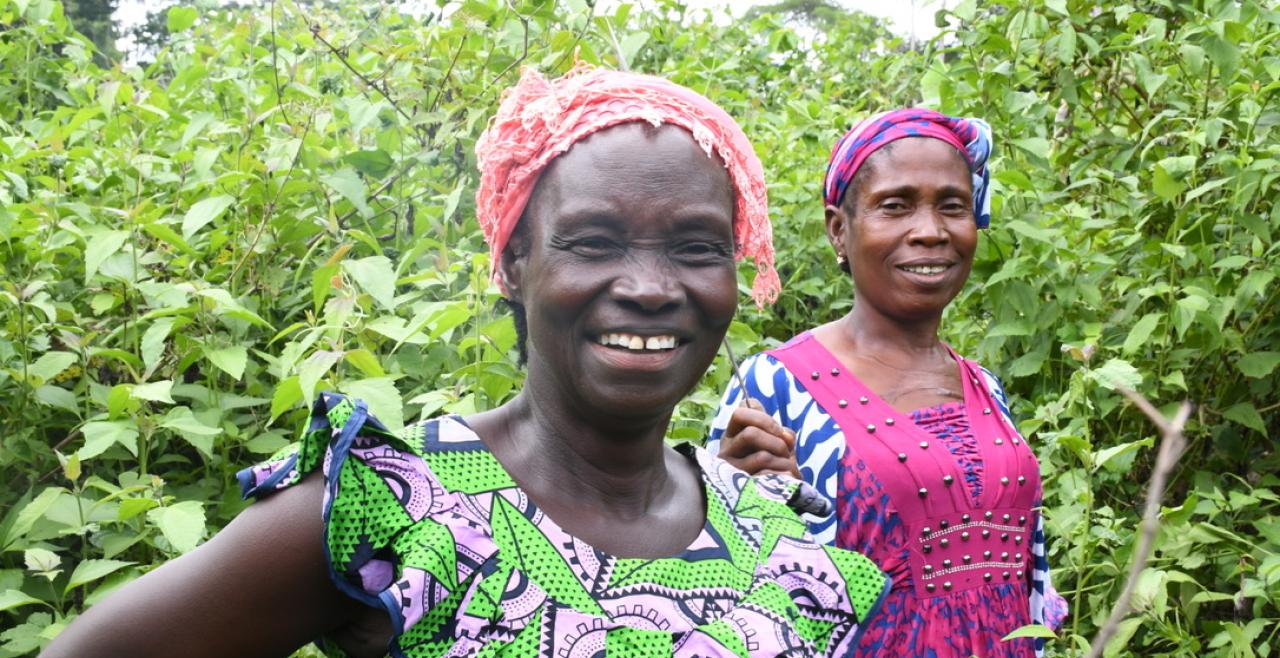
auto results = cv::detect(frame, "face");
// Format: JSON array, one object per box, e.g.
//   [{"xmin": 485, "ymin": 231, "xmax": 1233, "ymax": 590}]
[
  {"xmin": 826, "ymin": 137, "xmax": 977, "ymax": 322},
  {"xmin": 501, "ymin": 123, "xmax": 738, "ymax": 423}
]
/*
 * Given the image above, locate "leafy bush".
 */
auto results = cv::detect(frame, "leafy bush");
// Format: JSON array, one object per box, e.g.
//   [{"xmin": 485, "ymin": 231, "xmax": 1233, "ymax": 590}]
[{"xmin": 0, "ymin": 0, "xmax": 1276, "ymax": 656}]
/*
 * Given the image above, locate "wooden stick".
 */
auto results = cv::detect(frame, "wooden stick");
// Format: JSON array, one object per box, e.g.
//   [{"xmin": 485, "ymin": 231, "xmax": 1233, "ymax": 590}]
[{"xmin": 1084, "ymin": 390, "xmax": 1191, "ymax": 658}]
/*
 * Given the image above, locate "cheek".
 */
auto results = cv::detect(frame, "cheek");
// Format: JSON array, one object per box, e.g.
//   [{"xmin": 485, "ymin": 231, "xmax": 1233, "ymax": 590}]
[{"xmin": 691, "ymin": 263, "xmax": 740, "ymax": 324}]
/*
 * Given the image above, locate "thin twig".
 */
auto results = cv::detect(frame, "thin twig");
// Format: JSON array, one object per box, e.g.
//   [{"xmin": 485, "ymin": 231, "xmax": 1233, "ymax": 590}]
[{"xmin": 1084, "ymin": 391, "xmax": 1191, "ymax": 658}]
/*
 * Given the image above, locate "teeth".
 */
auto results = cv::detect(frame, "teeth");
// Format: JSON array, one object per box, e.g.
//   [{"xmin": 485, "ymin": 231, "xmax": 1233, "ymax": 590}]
[
  {"xmin": 902, "ymin": 265, "xmax": 948, "ymax": 275},
  {"xmin": 597, "ymin": 333, "xmax": 679, "ymax": 351}
]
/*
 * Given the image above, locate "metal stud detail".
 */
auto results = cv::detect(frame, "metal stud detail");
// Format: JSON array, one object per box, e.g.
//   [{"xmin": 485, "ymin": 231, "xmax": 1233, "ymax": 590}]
[
  {"xmin": 1012, "ymin": 438, "xmax": 1021, "ymax": 445},
  {"xmin": 939, "ymin": 538, "xmax": 949, "ymax": 548},
  {"xmin": 831, "ymin": 368, "xmax": 840, "ymax": 376},
  {"xmin": 922, "ymin": 544, "xmax": 932, "ymax": 554},
  {"xmin": 961, "ymin": 513, "xmax": 971, "ymax": 523},
  {"xmin": 919, "ymin": 441, "xmax": 930, "ymax": 449},
  {"xmin": 1018, "ymin": 516, "xmax": 1027, "ymax": 525},
  {"xmin": 1003, "ymin": 571, "xmax": 1011, "ymax": 580},
  {"xmin": 1018, "ymin": 475, "xmax": 1027, "ymax": 485},
  {"xmin": 926, "ymin": 583, "xmax": 936, "ymax": 592},
  {"xmin": 994, "ymin": 438, "xmax": 1004, "ymax": 446},
  {"xmin": 942, "ymin": 559, "xmax": 952, "ymax": 568},
  {"xmin": 939, "ymin": 520, "xmax": 949, "ymax": 530},
  {"xmin": 923, "ymin": 564, "xmax": 933, "ymax": 574},
  {"xmin": 984, "ymin": 572, "xmax": 992, "ymax": 582},
  {"xmin": 810, "ymin": 371, "xmax": 820, "ymax": 380},
  {"xmin": 982, "ymin": 529, "xmax": 991, "ymax": 539},
  {"xmin": 943, "ymin": 581, "xmax": 953, "ymax": 591},
  {"xmin": 984, "ymin": 511, "xmax": 994, "ymax": 520},
  {"xmin": 1015, "ymin": 553, "xmax": 1023, "ymax": 560},
  {"xmin": 1002, "ymin": 513, "xmax": 1012, "ymax": 522},
  {"xmin": 960, "ymin": 531, "xmax": 970, "ymax": 541},
  {"xmin": 1000, "ymin": 476, "xmax": 1010, "ymax": 485},
  {"xmin": 983, "ymin": 407, "xmax": 992, "ymax": 415},
  {"xmin": 859, "ymin": 396, "xmax": 869, "ymax": 405},
  {"xmin": 897, "ymin": 452, "xmax": 908, "ymax": 462},
  {"xmin": 983, "ymin": 550, "xmax": 992, "ymax": 559},
  {"xmin": 1015, "ymin": 535, "xmax": 1023, "ymax": 544},
  {"xmin": 918, "ymin": 488, "xmax": 929, "ymax": 498},
  {"xmin": 1001, "ymin": 551, "xmax": 1009, "ymax": 560},
  {"xmin": 963, "ymin": 554, "xmax": 972, "ymax": 564},
  {"xmin": 943, "ymin": 475, "xmax": 954, "ymax": 486},
  {"xmin": 1001, "ymin": 533, "xmax": 1009, "ymax": 542},
  {"xmin": 922, "ymin": 527, "xmax": 932, "ymax": 536},
  {"xmin": 866, "ymin": 424, "xmax": 877, "ymax": 434},
  {"xmin": 885, "ymin": 418, "xmax": 895, "ymax": 426},
  {"xmin": 838, "ymin": 399, "xmax": 848, "ymax": 408}
]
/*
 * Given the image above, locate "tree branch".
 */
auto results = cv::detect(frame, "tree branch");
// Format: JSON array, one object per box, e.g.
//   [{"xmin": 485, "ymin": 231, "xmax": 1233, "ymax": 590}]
[{"xmin": 1084, "ymin": 390, "xmax": 1191, "ymax": 658}]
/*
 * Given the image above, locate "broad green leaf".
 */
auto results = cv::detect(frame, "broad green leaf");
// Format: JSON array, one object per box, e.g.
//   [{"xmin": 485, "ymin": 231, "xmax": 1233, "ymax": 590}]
[
  {"xmin": 84, "ymin": 230, "xmax": 129, "ymax": 283},
  {"xmin": 1236, "ymin": 352, "xmax": 1280, "ymax": 378},
  {"xmin": 182, "ymin": 194, "xmax": 235, "ymax": 239},
  {"xmin": 1001, "ymin": 624, "xmax": 1057, "ymax": 640},
  {"xmin": 344, "ymin": 149, "xmax": 393, "ymax": 178},
  {"xmin": 340, "ymin": 377, "xmax": 404, "ymax": 435},
  {"xmin": 297, "ymin": 350, "xmax": 343, "ymax": 405},
  {"xmin": 343, "ymin": 256, "xmax": 397, "ymax": 311},
  {"xmin": 1090, "ymin": 358, "xmax": 1143, "ymax": 391},
  {"xmin": 195, "ymin": 288, "xmax": 272, "ymax": 328},
  {"xmin": 79, "ymin": 421, "xmax": 139, "ymax": 460},
  {"xmin": 24, "ymin": 548, "xmax": 60, "ymax": 573},
  {"xmin": 321, "ymin": 168, "xmax": 371, "ymax": 218},
  {"xmin": 140, "ymin": 318, "xmax": 175, "ymax": 375},
  {"xmin": 344, "ymin": 349, "xmax": 386, "ymax": 377},
  {"xmin": 65, "ymin": 559, "xmax": 134, "ymax": 594},
  {"xmin": 131, "ymin": 380, "xmax": 175, "ymax": 404},
  {"xmin": 147, "ymin": 501, "xmax": 206, "ymax": 554},
  {"xmin": 158, "ymin": 407, "xmax": 221, "ymax": 458},
  {"xmin": 270, "ymin": 376, "xmax": 304, "ymax": 421},
  {"xmin": 1222, "ymin": 403, "xmax": 1266, "ymax": 434},
  {"xmin": 205, "ymin": 345, "xmax": 248, "ymax": 380},
  {"xmin": 25, "ymin": 351, "xmax": 77, "ymax": 385},
  {"xmin": 0, "ymin": 590, "xmax": 44, "ymax": 613},
  {"xmin": 4, "ymin": 487, "xmax": 64, "ymax": 549},
  {"xmin": 34, "ymin": 385, "xmax": 77, "ymax": 412},
  {"xmin": 1122, "ymin": 314, "xmax": 1161, "ymax": 355}
]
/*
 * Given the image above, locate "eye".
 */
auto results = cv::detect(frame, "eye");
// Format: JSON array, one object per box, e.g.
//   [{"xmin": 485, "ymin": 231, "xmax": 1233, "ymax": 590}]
[
  {"xmin": 673, "ymin": 240, "xmax": 732, "ymax": 263},
  {"xmin": 880, "ymin": 198, "xmax": 909, "ymax": 213},
  {"xmin": 567, "ymin": 236, "xmax": 620, "ymax": 257},
  {"xmin": 940, "ymin": 199, "xmax": 971, "ymax": 215}
]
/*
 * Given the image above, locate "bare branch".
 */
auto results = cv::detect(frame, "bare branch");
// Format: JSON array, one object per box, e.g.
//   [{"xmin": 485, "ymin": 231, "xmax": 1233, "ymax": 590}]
[{"xmin": 1084, "ymin": 390, "xmax": 1191, "ymax": 658}]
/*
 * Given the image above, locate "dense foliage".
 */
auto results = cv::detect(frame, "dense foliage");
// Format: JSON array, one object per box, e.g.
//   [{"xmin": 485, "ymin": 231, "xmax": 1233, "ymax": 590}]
[{"xmin": 1, "ymin": 0, "xmax": 1277, "ymax": 655}]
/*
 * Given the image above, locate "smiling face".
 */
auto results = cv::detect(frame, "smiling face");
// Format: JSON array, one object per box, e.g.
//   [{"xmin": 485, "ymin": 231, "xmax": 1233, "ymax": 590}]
[
  {"xmin": 826, "ymin": 137, "xmax": 977, "ymax": 322},
  {"xmin": 500, "ymin": 123, "xmax": 739, "ymax": 424}
]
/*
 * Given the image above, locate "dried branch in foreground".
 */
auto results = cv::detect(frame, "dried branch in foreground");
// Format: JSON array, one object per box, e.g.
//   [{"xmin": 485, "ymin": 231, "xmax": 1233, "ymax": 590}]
[{"xmin": 1084, "ymin": 390, "xmax": 1192, "ymax": 658}]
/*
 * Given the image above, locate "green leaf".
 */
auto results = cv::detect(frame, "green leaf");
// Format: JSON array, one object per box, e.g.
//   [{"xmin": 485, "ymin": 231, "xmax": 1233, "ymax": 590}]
[
  {"xmin": 1236, "ymin": 352, "xmax": 1280, "ymax": 378},
  {"xmin": 3, "ymin": 487, "xmax": 64, "ymax": 549},
  {"xmin": 270, "ymin": 376, "xmax": 304, "ymax": 421},
  {"xmin": 344, "ymin": 348, "xmax": 386, "ymax": 377},
  {"xmin": 24, "ymin": 547, "xmax": 60, "ymax": 573},
  {"xmin": 167, "ymin": 6, "xmax": 198, "ymax": 32},
  {"xmin": 131, "ymin": 380, "xmax": 175, "ymax": 404},
  {"xmin": 340, "ymin": 377, "xmax": 404, "ymax": 435},
  {"xmin": 1056, "ymin": 24, "xmax": 1076, "ymax": 64},
  {"xmin": 25, "ymin": 351, "xmax": 77, "ymax": 385},
  {"xmin": 79, "ymin": 421, "xmax": 139, "ymax": 460},
  {"xmin": 147, "ymin": 501, "xmax": 206, "ymax": 554},
  {"xmin": 205, "ymin": 345, "xmax": 248, "ymax": 380},
  {"xmin": 343, "ymin": 149, "xmax": 393, "ymax": 178},
  {"xmin": 34, "ymin": 385, "xmax": 78, "ymax": 412},
  {"xmin": 158, "ymin": 407, "xmax": 221, "ymax": 458},
  {"xmin": 1090, "ymin": 358, "xmax": 1143, "ymax": 391},
  {"xmin": 1122, "ymin": 313, "xmax": 1161, "ymax": 355},
  {"xmin": 83, "ymin": 230, "xmax": 129, "ymax": 283},
  {"xmin": 343, "ymin": 256, "xmax": 397, "ymax": 311},
  {"xmin": 1001, "ymin": 623, "xmax": 1057, "ymax": 640},
  {"xmin": 0, "ymin": 589, "xmax": 44, "ymax": 613},
  {"xmin": 65, "ymin": 559, "xmax": 134, "ymax": 594},
  {"xmin": 140, "ymin": 318, "xmax": 175, "ymax": 375},
  {"xmin": 297, "ymin": 350, "xmax": 342, "ymax": 405},
  {"xmin": 195, "ymin": 288, "xmax": 272, "ymax": 328},
  {"xmin": 1222, "ymin": 403, "xmax": 1266, "ymax": 434},
  {"xmin": 321, "ymin": 168, "xmax": 371, "ymax": 218},
  {"xmin": 182, "ymin": 194, "xmax": 235, "ymax": 240}
]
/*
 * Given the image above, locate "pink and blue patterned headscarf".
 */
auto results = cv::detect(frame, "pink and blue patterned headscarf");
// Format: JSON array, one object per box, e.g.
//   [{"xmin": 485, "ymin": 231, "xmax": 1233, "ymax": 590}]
[{"xmin": 822, "ymin": 108, "xmax": 994, "ymax": 228}]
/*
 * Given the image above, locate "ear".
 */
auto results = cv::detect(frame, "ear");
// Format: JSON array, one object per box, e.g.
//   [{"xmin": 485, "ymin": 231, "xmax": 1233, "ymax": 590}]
[
  {"xmin": 824, "ymin": 203, "xmax": 849, "ymax": 260},
  {"xmin": 496, "ymin": 226, "xmax": 530, "ymax": 305}
]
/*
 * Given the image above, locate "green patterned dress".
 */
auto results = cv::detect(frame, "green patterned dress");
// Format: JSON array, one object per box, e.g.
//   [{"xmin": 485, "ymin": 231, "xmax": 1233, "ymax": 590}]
[{"xmin": 239, "ymin": 393, "xmax": 888, "ymax": 657}]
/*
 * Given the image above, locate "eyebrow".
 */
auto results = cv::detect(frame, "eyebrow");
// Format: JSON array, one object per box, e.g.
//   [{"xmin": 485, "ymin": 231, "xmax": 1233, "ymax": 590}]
[{"xmin": 868, "ymin": 184, "xmax": 971, "ymax": 198}]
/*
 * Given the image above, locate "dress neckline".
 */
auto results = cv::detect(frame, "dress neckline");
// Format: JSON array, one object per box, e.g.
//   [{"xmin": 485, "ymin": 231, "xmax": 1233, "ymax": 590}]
[{"xmin": 441, "ymin": 415, "xmax": 721, "ymax": 562}]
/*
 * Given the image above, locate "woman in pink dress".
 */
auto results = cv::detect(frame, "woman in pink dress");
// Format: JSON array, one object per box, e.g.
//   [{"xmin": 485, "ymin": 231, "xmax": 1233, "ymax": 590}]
[{"xmin": 708, "ymin": 109, "xmax": 1068, "ymax": 657}]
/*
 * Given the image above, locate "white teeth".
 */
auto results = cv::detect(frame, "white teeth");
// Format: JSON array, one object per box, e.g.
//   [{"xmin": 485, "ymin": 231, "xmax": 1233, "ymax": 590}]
[
  {"xmin": 596, "ymin": 333, "xmax": 679, "ymax": 351},
  {"xmin": 902, "ymin": 265, "xmax": 948, "ymax": 275}
]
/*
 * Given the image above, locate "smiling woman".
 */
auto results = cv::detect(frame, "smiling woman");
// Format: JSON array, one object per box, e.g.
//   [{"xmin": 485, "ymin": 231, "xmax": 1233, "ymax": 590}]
[
  {"xmin": 40, "ymin": 66, "xmax": 887, "ymax": 658},
  {"xmin": 708, "ymin": 108, "xmax": 1068, "ymax": 658}
]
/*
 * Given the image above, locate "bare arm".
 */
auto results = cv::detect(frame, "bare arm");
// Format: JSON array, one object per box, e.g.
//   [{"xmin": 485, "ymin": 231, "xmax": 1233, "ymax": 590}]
[{"xmin": 41, "ymin": 475, "xmax": 372, "ymax": 658}]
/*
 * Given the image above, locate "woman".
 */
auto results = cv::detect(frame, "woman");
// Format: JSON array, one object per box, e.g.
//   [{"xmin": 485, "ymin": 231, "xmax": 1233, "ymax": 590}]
[
  {"xmin": 42, "ymin": 67, "xmax": 887, "ymax": 658},
  {"xmin": 707, "ymin": 109, "xmax": 1067, "ymax": 658}
]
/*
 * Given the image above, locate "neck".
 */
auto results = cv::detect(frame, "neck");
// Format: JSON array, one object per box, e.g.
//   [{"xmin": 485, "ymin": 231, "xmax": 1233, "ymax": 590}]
[
  {"xmin": 842, "ymin": 297, "xmax": 945, "ymax": 356},
  {"xmin": 490, "ymin": 385, "xmax": 675, "ymax": 516}
]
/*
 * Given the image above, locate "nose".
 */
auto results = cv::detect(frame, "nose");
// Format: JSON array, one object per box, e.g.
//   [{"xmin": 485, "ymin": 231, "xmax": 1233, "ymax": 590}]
[
  {"xmin": 609, "ymin": 256, "xmax": 686, "ymax": 313},
  {"xmin": 906, "ymin": 206, "xmax": 951, "ymax": 247}
]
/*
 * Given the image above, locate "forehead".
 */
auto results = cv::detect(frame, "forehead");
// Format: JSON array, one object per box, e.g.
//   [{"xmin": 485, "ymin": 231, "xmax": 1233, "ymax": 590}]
[
  {"xmin": 861, "ymin": 137, "xmax": 971, "ymax": 190},
  {"xmin": 522, "ymin": 123, "xmax": 735, "ymax": 234}
]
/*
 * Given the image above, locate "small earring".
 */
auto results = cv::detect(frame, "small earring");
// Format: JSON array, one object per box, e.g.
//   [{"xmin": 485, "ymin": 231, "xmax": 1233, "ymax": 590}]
[{"xmin": 836, "ymin": 254, "xmax": 847, "ymax": 267}]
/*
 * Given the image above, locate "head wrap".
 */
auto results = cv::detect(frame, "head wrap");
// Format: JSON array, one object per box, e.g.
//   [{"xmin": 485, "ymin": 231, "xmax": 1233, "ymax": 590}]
[
  {"xmin": 822, "ymin": 108, "xmax": 994, "ymax": 228},
  {"xmin": 475, "ymin": 64, "xmax": 778, "ymax": 306}
]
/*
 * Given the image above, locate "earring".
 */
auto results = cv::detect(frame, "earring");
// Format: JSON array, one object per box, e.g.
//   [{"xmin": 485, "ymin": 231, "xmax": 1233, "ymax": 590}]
[{"xmin": 836, "ymin": 254, "xmax": 847, "ymax": 267}]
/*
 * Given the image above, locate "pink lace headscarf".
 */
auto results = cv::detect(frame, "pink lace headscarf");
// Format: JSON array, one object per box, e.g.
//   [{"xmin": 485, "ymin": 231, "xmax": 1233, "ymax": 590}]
[{"xmin": 475, "ymin": 64, "xmax": 779, "ymax": 307}]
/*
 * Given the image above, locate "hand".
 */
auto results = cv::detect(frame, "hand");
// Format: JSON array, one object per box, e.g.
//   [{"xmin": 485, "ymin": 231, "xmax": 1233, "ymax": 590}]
[{"xmin": 718, "ymin": 399, "xmax": 800, "ymax": 478}]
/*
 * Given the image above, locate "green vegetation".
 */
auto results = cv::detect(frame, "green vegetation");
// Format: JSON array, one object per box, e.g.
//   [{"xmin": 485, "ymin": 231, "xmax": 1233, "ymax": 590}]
[{"xmin": 1, "ymin": 0, "xmax": 1277, "ymax": 655}]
